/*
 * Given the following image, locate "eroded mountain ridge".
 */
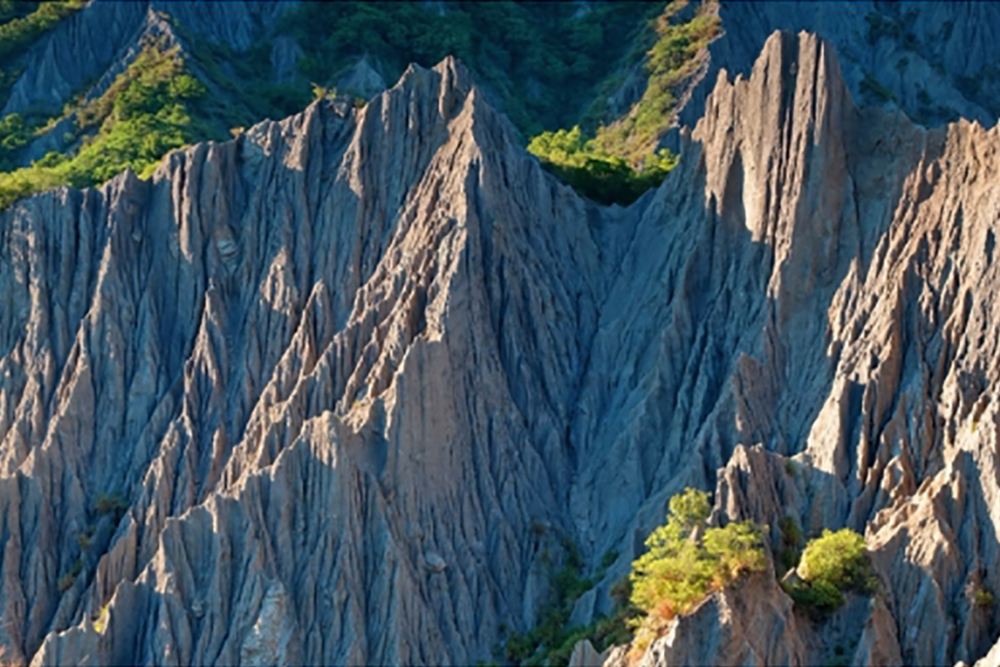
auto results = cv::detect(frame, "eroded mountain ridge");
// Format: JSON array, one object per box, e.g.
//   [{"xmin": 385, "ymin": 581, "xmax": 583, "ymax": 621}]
[{"xmin": 0, "ymin": 27, "xmax": 997, "ymax": 667}]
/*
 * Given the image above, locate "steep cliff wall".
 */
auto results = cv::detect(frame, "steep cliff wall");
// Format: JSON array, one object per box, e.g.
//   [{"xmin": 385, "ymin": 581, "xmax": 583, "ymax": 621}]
[
  {"xmin": 601, "ymin": 29, "xmax": 1000, "ymax": 666},
  {"xmin": 0, "ymin": 27, "xmax": 998, "ymax": 667},
  {"xmin": 674, "ymin": 1, "xmax": 1000, "ymax": 132}
]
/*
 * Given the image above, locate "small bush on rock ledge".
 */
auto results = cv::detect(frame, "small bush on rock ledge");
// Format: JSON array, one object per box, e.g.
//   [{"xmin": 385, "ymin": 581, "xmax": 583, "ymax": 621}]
[
  {"xmin": 782, "ymin": 528, "xmax": 875, "ymax": 619},
  {"xmin": 628, "ymin": 488, "xmax": 766, "ymax": 649}
]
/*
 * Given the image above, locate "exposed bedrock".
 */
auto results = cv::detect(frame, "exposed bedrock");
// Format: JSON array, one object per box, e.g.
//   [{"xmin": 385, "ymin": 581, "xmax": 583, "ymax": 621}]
[{"xmin": 0, "ymin": 29, "xmax": 997, "ymax": 667}]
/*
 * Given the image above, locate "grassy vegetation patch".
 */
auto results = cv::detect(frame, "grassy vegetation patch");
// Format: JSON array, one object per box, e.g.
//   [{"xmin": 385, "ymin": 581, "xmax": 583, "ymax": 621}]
[
  {"xmin": 502, "ymin": 538, "xmax": 635, "ymax": 667},
  {"xmin": 592, "ymin": 0, "xmax": 719, "ymax": 167},
  {"xmin": 0, "ymin": 39, "xmax": 206, "ymax": 209},
  {"xmin": 526, "ymin": 0, "xmax": 718, "ymax": 205},
  {"xmin": 526, "ymin": 125, "xmax": 676, "ymax": 206}
]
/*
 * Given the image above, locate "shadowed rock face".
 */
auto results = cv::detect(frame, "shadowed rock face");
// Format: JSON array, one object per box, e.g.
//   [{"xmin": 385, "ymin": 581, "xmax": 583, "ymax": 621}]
[
  {"xmin": 672, "ymin": 1, "xmax": 1000, "ymax": 132},
  {"xmin": 0, "ymin": 30, "xmax": 999, "ymax": 667}
]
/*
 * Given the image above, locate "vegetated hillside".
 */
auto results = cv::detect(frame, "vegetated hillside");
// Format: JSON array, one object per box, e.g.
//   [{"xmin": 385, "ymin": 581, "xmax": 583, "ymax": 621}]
[
  {"xmin": 1, "ymin": 26, "xmax": 1000, "ymax": 667},
  {"xmin": 0, "ymin": 0, "xmax": 664, "ymax": 207},
  {"xmin": 4, "ymin": 1, "xmax": 1000, "ymax": 213},
  {"xmin": 0, "ymin": 4, "xmax": 1000, "ymax": 667}
]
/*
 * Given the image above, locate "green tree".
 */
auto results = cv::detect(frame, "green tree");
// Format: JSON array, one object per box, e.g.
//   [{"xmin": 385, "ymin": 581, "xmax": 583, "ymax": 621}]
[
  {"xmin": 629, "ymin": 488, "xmax": 766, "ymax": 625},
  {"xmin": 783, "ymin": 528, "xmax": 873, "ymax": 618}
]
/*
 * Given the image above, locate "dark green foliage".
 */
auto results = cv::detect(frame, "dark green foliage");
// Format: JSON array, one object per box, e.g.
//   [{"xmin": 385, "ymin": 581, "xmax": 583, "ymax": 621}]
[
  {"xmin": 503, "ymin": 536, "xmax": 636, "ymax": 666},
  {"xmin": 782, "ymin": 529, "xmax": 874, "ymax": 620},
  {"xmin": 600, "ymin": 549, "xmax": 619, "ymax": 570},
  {"xmin": 0, "ymin": 1, "xmax": 39, "ymax": 25},
  {"xmin": 284, "ymin": 1, "xmax": 659, "ymax": 136},
  {"xmin": 182, "ymin": 33, "xmax": 311, "ymax": 131},
  {"xmin": 785, "ymin": 577, "xmax": 845, "ymax": 620},
  {"xmin": 778, "ymin": 516, "xmax": 803, "ymax": 573},
  {"xmin": 0, "ymin": 112, "xmax": 31, "ymax": 169},
  {"xmin": 505, "ymin": 538, "xmax": 594, "ymax": 665},
  {"xmin": 860, "ymin": 74, "xmax": 897, "ymax": 104}
]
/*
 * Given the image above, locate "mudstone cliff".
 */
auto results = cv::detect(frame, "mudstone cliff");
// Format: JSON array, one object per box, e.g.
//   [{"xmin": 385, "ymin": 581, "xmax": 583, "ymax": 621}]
[{"xmin": 0, "ymin": 17, "xmax": 999, "ymax": 667}]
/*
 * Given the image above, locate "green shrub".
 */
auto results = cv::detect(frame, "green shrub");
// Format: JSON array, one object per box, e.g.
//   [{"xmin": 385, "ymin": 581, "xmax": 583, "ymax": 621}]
[
  {"xmin": 527, "ymin": 125, "xmax": 676, "ymax": 205},
  {"xmin": 783, "ymin": 528, "xmax": 873, "ymax": 619},
  {"xmin": 629, "ymin": 488, "xmax": 766, "ymax": 636},
  {"xmin": 799, "ymin": 529, "xmax": 869, "ymax": 590},
  {"xmin": 973, "ymin": 587, "xmax": 995, "ymax": 610},
  {"xmin": 786, "ymin": 577, "xmax": 844, "ymax": 618}
]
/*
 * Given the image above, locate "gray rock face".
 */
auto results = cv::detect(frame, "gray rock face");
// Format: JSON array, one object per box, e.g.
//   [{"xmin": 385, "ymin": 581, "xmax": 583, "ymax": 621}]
[
  {"xmin": 1, "ymin": 26, "xmax": 1000, "ymax": 667},
  {"xmin": 2, "ymin": 1, "xmax": 148, "ymax": 116},
  {"xmin": 606, "ymin": 29, "xmax": 1000, "ymax": 667},
  {"xmin": 672, "ymin": 1, "xmax": 1000, "ymax": 135}
]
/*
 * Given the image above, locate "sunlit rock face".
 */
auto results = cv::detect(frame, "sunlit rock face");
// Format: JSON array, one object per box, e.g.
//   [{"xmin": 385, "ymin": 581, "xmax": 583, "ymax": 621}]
[{"xmin": 0, "ymin": 26, "xmax": 999, "ymax": 667}]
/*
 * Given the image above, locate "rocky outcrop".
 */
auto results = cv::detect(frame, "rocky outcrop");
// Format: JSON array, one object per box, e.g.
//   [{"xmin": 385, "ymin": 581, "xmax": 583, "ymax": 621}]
[
  {"xmin": 672, "ymin": 1, "xmax": 1000, "ymax": 134},
  {"xmin": 2, "ymin": 22, "xmax": 1000, "ymax": 667},
  {"xmin": 2, "ymin": 1, "xmax": 148, "ymax": 116},
  {"xmin": 605, "ymin": 28, "xmax": 1000, "ymax": 667},
  {"xmin": 0, "ymin": 56, "xmax": 608, "ymax": 666}
]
